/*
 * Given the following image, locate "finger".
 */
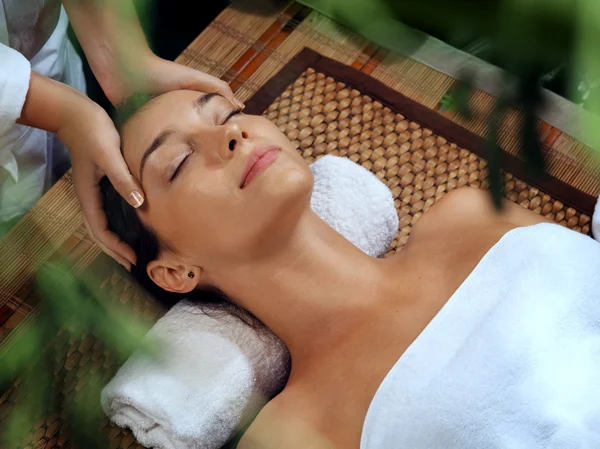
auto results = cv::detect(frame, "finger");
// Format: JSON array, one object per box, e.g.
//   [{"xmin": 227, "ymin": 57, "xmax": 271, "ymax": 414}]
[
  {"xmin": 185, "ymin": 73, "xmax": 244, "ymax": 110},
  {"xmin": 74, "ymin": 168, "xmax": 137, "ymax": 267},
  {"xmin": 82, "ymin": 214, "xmax": 133, "ymax": 269},
  {"xmin": 81, "ymin": 194, "xmax": 137, "ymax": 268},
  {"xmin": 206, "ymin": 79, "xmax": 243, "ymax": 109},
  {"xmin": 101, "ymin": 242, "xmax": 133, "ymax": 272},
  {"xmin": 83, "ymin": 216, "xmax": 132, "ymax": 271},
  {"xmin": 215, "ymin": 82, "xmax": 245, "ymax": 110},
  {"xmin": 100, "ymin": 149, "xmax": 145, "ymax": 209}
]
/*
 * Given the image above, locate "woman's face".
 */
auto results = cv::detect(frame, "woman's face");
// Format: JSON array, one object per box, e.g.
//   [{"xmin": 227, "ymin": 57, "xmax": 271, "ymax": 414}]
[{"xmin": 121, "ymin": 90, "xmax": 313, "ymax": 274}]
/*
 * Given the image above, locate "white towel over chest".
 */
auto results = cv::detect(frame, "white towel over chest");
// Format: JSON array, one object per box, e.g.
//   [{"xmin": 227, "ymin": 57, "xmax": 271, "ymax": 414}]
[{"xmin": 362, "ymin": 223, "xmax": 600, "ymax": 449}]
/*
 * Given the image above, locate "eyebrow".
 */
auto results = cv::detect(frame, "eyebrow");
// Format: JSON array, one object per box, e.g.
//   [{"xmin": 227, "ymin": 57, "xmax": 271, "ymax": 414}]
[
  {"xmin": 194, "ymin": 92, "xmax": 223, "ymax": 112},
  {"xmin": 138, "ymin": 93, "xmax": 224, "ymax": 185},
  {"xmin": 139, "ymin": 128, "xmax": 175, "ymax": 186}
]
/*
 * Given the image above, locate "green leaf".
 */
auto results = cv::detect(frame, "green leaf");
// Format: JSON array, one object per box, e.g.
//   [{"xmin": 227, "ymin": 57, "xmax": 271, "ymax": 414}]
[
  {"xmin": 0, "ymin": 322, "xmax": 44, "ymax": 386},
  {"xmin": 1, "ymin": 352, "xmax": 53, "ymax": 447},
  {"xmin": 1, "ymin": 259, "xmax": 156, "ymax": 446}
]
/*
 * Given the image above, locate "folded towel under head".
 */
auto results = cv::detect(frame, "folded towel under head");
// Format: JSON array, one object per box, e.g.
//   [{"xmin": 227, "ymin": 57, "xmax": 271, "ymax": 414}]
[
  {"xmin": 102, "ymin": 155, "xmax": 399, "ymax": 449},
  {"xmin": 102, "ymin": 304, "xmax": 287, "ymax": 449}
]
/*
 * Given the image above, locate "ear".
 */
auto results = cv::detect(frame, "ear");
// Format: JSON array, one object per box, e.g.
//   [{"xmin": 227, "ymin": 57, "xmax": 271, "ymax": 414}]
[{"xmin": 146, "ymin": 259, "xmax": 202, "ymax": 294}]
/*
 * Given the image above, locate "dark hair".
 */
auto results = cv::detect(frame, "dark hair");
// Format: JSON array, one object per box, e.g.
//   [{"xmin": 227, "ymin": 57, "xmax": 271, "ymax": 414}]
[
  {"xmin": 100, "ymin": 178, "xmax": 266, "ymax": 331},
  {"xmin": 102, "ymin": 95, "xmax": 268, "ymax": 332}
]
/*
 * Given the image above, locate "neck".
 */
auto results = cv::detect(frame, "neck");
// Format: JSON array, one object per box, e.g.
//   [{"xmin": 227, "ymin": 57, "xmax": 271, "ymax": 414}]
[{"xmin": 214, "ymin": 210, "xmax": 388, "ymax": 366}]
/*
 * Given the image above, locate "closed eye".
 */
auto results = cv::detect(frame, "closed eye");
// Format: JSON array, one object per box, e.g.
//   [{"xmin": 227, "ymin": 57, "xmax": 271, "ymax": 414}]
[
  {"xmin": 223, "ymin": 109, "xmax": 242, "ymax": 124},
  {"xmin": 170, "ymin": 152, "xmax": 191, "ymax": 182},
  {"xmin": 170, "ymin": 109, "xmax": 241, "ymax": 183}
]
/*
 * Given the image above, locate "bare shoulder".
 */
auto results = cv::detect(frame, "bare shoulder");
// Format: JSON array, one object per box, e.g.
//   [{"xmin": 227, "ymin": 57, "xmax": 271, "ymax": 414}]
[
  {"xmin": 411, "ymin": 187, "xmax": 550, "ymax": 240},
  {"xmin": 237, "ymin": 399, "xmax": 336, "ymax": 449}
]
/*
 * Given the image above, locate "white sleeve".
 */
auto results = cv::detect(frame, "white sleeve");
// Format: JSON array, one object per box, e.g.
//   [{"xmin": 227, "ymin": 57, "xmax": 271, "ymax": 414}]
[{"xmin": 0, "ymin": 44, "xmax": 31, "ymax": 137}]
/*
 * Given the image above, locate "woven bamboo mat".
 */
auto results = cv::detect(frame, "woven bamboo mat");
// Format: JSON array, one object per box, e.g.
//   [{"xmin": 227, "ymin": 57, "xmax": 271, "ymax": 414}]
[
  {"xmin": 1, "ymin": 1, "xmax": 599, "ymax": 448},
  {"xmin": 245, "ymin": 48, "xmax": 597, "ymax": 255}
]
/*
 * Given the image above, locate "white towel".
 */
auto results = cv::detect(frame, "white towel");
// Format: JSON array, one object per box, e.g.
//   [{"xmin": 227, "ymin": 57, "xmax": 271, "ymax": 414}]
[
  {"xmin": 102, "ymin": 155, "xmax": 399, "ymax": 449},
  {"xmin": 310, "ymin": 155, "xmax": 398, "ymax": 257},
  {"xmin": 102, "ymin": 304, "xmax": 288, "ymax": 449},
  {"xmin": 362, "ymin": 223, "xmax": 600, "ymax": 449},
  {"xmin": 593, "ymin": 195, "xmax": 600, "ymax": 243}
]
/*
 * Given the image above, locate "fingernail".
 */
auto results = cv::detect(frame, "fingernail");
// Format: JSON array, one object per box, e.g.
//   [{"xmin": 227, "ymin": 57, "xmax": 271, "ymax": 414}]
[{"xmin": 129, "ymin": 191, "xmax": 144, "ymax": 208}]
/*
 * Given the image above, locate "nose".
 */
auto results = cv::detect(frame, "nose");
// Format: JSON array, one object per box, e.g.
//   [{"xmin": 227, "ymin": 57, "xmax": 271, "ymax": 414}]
[
  {"xmin": 193, "ymin": 122, "xmax": 249, "ymax": 166},
  {"xmin": 222, "ymin": 123, "xmax": 248, "ymax": 157}
]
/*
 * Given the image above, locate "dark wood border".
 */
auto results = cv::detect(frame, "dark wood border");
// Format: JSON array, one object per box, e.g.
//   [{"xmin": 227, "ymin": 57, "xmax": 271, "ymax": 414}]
[{"xmin": 245, "ymin": 47, "xmax": 597, "ymax": 216}]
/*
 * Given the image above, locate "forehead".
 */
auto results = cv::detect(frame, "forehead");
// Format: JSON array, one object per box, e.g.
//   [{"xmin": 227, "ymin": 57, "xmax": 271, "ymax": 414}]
[{"xmin": 121, "ymin": 90, "xmax": 208, "ymax": 170}]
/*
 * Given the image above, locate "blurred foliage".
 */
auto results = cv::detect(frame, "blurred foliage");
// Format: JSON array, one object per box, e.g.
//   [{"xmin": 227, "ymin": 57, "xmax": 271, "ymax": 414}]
[
  {"xmin": 305, "ymin": 0, "xmax": 600, "ymax": 207},
  {"xmin": 3, "ymin": 1, "xmax": 600, "ymax": 447},
  {"xmin": 0, "ymin": 261, "xmax": 152, "ymax": 448}
]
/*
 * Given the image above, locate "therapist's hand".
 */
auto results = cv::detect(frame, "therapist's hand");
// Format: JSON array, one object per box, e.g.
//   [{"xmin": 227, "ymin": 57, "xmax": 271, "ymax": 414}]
[
  {"xmin": 62, "ymin": 0, "xmax": 244, "ymax": 108},
  {"xmin": 67, "ymin": 56, "xmax": 243, "ymax": 269},
  {"xmin": 104, "ymin": 54, "xmax": 244, "ymax": 110},
  {"xmin": 57, "ymin": 103, "xmax": 141, "ymax": 270},
  {"xmin": 18, "ymin": 72, "xmax": 140, "ymax": 270}
]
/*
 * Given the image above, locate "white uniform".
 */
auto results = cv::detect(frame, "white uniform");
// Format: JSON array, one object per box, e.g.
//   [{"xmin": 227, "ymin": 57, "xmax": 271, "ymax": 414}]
[{"xmin": 0, "ymin": 1, "xmax": 86, "ymax": 224}]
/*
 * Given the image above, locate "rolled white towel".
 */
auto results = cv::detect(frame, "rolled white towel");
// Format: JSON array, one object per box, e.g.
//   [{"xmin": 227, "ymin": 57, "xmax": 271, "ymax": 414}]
[
  {"xmin": 311, "ymin": 155, "xmax": 398, "ymax": 257},
  {"xmin": 102, "ymin": 304, "xmax": 287, "ymax": 449},
  {"xmin": 101, "ymin": 156, "xmax": 399, "ymax": 449}
]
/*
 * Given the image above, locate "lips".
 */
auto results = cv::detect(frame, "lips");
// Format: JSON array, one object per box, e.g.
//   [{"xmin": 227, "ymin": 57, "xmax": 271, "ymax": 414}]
[{"xmin": 240, "ymin": 145, "xmax": 281, "ymax": 188}]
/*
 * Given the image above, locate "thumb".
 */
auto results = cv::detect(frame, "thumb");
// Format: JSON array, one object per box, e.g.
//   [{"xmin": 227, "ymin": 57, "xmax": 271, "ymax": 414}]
[
  {"xmin": 103, "ymin": 156, "xmax": 145, "ymax": 209},
  {"xmin": 212, "ymin": 80, "xmax": 245, "ymax": 111}
]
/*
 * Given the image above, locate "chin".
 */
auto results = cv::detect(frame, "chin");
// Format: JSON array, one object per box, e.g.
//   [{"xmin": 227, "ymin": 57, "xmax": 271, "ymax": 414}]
[
  {"xmin": 264, "ymin": 163, "xmax": 313, "ymax": 205},
  {"xmin": 239, "ymin": 165, "xmax": 313, "ymax": 258}
]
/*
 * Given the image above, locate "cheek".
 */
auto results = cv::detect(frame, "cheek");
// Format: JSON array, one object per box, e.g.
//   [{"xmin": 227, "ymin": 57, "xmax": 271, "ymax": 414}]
[
  {"xmin": 174, "ymin": 181, "xmax": 239, "ymax": 240},
  {"xmin": 169, "ymin": 162, "xmax": 313, "ymax": 264},
  {"xmin": 247, "ymin": 116, "xmax": 299, "ymax": 153},
  {"xmin": 148, "ymin": 173, "xmax": 238, "ymax": 259},
  {"xmin": 234, "ymin": 155, "xmax": 314, "ymax": 259},
  {"xmin": 258, "ymin": 153, "xmax": 313, "ymax": 200}
]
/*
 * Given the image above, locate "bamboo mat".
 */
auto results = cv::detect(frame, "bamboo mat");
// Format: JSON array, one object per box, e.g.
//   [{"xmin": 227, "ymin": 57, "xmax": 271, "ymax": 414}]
[
  {"xmin": 1, "ymin": 1, "xmax": 599, "ymax": 448},
  {"xmin": 245, "ymin": 48, "xmax": 596, "ymax": 255}
]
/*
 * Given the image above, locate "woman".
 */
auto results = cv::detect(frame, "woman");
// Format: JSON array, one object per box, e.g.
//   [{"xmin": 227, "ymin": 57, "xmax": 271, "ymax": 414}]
[
  {"xmin": 0, "ymin": 0, "xmax": 241, "ymax": 267},
  {"xmin": 102, "ymin": 90, "xmax": 600, "ymax": 448}
]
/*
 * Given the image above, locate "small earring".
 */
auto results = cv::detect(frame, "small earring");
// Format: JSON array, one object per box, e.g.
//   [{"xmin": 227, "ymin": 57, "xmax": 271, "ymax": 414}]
[{"xmin": 188, "ymin": 271, "xmax": 195, "ymax": 279}]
